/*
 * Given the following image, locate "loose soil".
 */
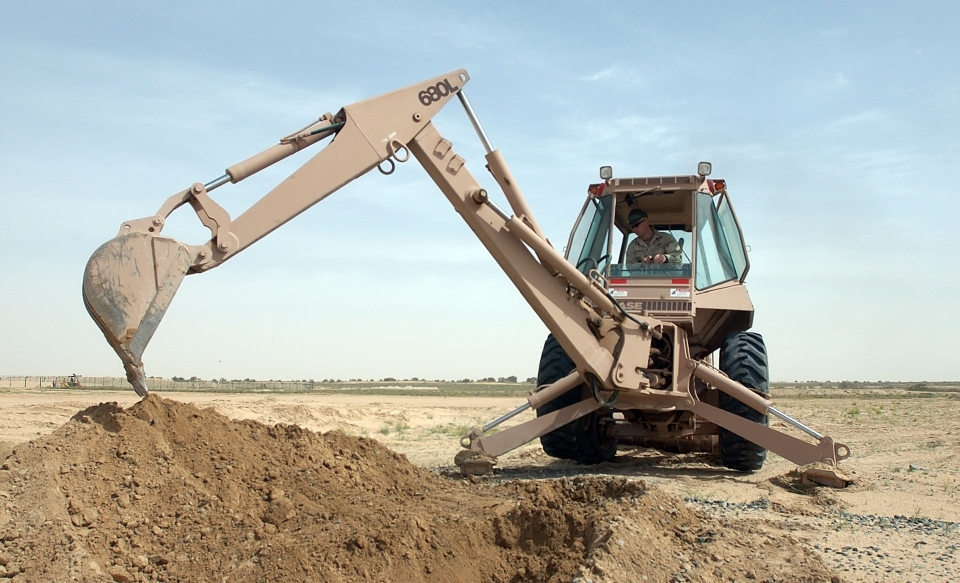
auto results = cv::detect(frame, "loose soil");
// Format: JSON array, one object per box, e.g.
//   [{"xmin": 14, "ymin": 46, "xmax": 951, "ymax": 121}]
[{"xmin": 0, "ymin": 389, "xmax": 957, "ymax": 582}]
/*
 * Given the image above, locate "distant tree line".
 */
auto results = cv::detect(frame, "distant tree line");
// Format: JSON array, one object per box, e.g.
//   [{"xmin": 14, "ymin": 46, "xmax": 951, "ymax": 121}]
[{"xmin": 170, "ymin": 376, "xmax": 537, "ymax": 384}]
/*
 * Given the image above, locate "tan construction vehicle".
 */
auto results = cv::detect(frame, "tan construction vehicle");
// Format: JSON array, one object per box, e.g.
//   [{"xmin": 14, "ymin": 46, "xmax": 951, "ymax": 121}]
[
  {"xmin": 53, "ymin": 374, "xmax": 82, "ymax": 388},
  {"xmin": 82, "ymin": 69, "xmax": 850, "ymax": 477}
]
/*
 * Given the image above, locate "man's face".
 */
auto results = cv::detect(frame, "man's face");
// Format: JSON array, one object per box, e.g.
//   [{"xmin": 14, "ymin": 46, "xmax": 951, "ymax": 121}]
[{"xmin": 632, "ymin": 218, "xmax": 652, "ymax": 239}]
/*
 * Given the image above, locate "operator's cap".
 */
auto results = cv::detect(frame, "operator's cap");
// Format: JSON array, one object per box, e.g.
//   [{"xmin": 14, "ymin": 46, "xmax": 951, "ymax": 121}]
[{"xmin": 628, "ymin": 208, "xmax": 648, "ymax": 228}]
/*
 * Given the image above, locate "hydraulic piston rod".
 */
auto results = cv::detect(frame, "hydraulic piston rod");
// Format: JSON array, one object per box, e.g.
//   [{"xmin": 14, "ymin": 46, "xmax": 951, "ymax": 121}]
[
  {"xmin": 693, "ymin": 360, "xmax": 829, "ymax": 441},
  {"xmin": 466, "ymin": 370, "xmax": 582, "ymax": 443},
  {"xmin": 457, "ymin": 91, "xmax": 494, "ymax": 154},
  {"xmin": 769, "ymin": 407, "xmax": 823, "ymax": 440},
  {"xmin": 204, "ymin": 174, "xmax": 231, "ymax": 192},
  {"xmin": 483, "ymin": 402, "xmax": 531, "ymax": 433}
]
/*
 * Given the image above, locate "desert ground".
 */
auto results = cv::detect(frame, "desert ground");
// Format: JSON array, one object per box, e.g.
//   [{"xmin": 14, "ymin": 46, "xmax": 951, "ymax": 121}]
[{"xmin": 0, "ymin": 385, "xmax": 956, "ymax": 582}]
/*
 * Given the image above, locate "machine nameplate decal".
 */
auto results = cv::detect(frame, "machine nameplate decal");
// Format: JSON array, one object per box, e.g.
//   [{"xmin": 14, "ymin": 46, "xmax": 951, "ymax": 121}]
[
  {"xmin": 670, "ymin": 288, "xmax": 691, "ymax": 298},
  {"xmin": 609, "ymin": 288, "xmax": 627, "ymax": 298},
  {"xmin": 418, "ymin": 79, "xmax": 460, "ymax": 106}
]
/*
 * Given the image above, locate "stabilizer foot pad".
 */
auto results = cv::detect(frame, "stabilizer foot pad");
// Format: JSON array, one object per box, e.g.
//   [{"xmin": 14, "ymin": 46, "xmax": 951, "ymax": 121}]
[
  {"xmin": 800, "ymin": 462, "xmax": 854, "ymax": 488},
  {"xmin": 454, "ymin": 450, "xmax": 496, "ymax": 476}
]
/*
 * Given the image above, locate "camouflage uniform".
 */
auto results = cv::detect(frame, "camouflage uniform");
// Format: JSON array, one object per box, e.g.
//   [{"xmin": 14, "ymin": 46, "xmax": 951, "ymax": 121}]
[{"xmin": 626, "ymin": 230, "xmax": 682, "ymax": 264}]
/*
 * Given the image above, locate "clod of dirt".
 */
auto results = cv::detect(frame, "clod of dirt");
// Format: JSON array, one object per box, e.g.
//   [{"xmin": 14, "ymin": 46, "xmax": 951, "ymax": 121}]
[{"xmin": 0, "ymin": 396, "xmax": 836, "ymax": 582}]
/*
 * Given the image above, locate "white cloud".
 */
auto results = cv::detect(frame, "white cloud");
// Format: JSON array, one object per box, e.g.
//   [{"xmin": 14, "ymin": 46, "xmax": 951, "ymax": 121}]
[
  {"xmin": 0, "ymin": 42, "xmax": 357, "ymax": 136},
  {"xmin": 577, "ymin": 64, "xmax": 645, "ymax": 87},
  {"xmin": 831, "ymin": 109, "xmax": 887, "ymax": 127}
]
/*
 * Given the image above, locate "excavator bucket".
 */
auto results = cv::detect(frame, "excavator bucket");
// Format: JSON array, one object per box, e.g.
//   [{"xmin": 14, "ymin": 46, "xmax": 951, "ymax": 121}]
[{"xmin": 82, "ymin": 232, "xmax": 192, "ymax": 396}]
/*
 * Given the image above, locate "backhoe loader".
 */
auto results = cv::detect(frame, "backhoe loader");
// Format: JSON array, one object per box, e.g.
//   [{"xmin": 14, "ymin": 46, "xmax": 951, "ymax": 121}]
[{"xmin": 82, "ymin": 69, "xmax": 850, "ymax": 478}]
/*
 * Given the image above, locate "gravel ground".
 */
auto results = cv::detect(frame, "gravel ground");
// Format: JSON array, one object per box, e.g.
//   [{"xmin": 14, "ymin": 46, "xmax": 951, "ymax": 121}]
[{"xmin": 689, "ymin": 498, "xmax": 960, "ymax": 583}]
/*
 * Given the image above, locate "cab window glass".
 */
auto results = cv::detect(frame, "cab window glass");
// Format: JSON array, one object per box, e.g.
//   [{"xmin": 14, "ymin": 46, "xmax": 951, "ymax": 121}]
[
  {"xmin": 611, "ymin": 227, "xmax": 692, "ymax": 278},
  {"xmin": 695, "ymin": 192, "xmax": 743, "ymax": 290},
  {"xmin": 566, "ymin": 194, "xmax": 613, "ymax": 275},
  {"xmin": 716, "ymin": 194, "xmax": 747, "ymax": 278}
]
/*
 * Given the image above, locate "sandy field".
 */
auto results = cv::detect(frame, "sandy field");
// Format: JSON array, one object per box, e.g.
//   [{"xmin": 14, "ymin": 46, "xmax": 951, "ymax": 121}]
[{"xmin": 0, "ymin": 387, "xmax": 956, "ymax": 582}]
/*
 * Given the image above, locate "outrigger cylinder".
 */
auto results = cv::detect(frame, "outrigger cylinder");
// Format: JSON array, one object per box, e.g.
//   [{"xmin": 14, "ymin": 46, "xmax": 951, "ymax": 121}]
[{"xmin": 769, "ymin": 408, "xmax": 823, "ymax": 440}]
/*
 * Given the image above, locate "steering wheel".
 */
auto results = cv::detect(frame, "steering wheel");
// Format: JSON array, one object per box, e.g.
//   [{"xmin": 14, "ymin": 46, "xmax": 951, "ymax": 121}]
[{"xmin": 576, "ymin": 255, "xmax": 611, "ymax": 273}]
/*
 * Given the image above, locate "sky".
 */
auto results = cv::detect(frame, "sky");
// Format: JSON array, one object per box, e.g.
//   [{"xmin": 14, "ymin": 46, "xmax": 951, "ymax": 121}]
[{"xmin": 1, "ymin": 1, "xmax": 958, "ymax": 383}]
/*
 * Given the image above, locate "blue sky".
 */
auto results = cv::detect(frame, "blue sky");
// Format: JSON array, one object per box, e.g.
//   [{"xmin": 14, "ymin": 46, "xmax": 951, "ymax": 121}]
[{"xmin": 1, "ymin": 2, "xmax": 958, "ymax": 382}]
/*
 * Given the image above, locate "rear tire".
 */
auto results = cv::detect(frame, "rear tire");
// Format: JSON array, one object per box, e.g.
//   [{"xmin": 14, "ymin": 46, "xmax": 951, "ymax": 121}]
[
  {"xmin": 536, "ymin": 335, "xmax": 616, "ymax": 464},
  {"xmin": 718, "ymin": 331, "xmax": 770, "ymax": 472}
]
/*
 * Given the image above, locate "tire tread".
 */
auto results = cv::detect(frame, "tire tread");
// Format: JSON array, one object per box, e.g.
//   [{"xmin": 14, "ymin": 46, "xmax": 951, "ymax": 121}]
[
  {"xmin": 718, "ymin": 331, "xmax": 770, "ymax": 472},
  {"xmin": 536, "ymin": 335, "xmax": 615, "ymax": 463}
]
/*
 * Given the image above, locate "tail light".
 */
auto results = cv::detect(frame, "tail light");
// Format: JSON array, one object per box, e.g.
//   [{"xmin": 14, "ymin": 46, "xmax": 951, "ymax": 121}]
[
  {"xmin": 706, "ymin": 179, "xmax": 726, "ymax": 193},
  {"xmin": 587, "ymin": 183, "xmax": 606, "ymax": 196}
]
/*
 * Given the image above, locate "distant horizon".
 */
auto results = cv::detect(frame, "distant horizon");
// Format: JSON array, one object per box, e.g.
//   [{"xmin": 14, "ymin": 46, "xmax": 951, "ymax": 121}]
[{"xmin": 2, "ymin": 374, "xmax": 955, "ymax": 386}]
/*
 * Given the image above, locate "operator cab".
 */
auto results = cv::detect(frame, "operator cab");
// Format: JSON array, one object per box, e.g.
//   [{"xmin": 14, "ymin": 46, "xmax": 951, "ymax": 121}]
[{"xmin": 565, "ymin": 164, "xmax": 753, "ymax": 345}]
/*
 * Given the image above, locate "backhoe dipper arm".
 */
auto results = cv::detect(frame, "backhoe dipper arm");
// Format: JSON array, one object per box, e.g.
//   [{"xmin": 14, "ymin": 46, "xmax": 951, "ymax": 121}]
[{"xmin": 82, "ymin": 68, "xmax": 654, "ymax": 397}]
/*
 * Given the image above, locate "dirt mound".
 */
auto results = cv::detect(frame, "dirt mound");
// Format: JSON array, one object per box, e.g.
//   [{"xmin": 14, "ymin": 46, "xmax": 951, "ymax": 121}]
[{"xmin": 0, "ymin": 396, "xmax": 835, "ymax": 582}]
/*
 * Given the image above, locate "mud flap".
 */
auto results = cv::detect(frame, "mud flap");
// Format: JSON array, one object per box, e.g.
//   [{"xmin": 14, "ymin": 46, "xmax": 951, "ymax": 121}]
[{"xmin": 82, "ymin": 232, "xmax": 192, "ymax": 396}]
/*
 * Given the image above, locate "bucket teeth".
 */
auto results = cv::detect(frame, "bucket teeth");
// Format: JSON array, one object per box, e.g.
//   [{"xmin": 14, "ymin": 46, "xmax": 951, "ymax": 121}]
[{"xmin": 124, "ymin": 361, "xmax": 150, "ymax": 397}]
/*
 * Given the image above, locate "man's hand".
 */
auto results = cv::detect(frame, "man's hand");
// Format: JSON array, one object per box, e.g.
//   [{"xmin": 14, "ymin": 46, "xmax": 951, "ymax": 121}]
[{"xmin": 643, "ymin": 254, "xmax": 666, "ymax": 264}]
